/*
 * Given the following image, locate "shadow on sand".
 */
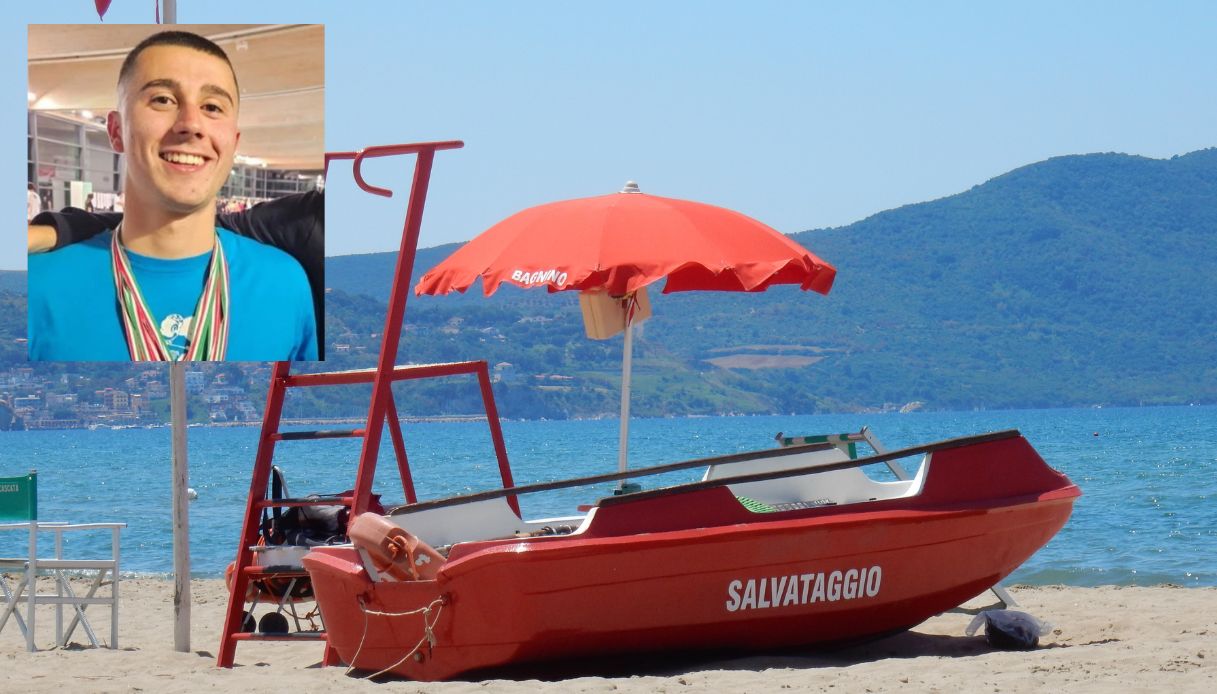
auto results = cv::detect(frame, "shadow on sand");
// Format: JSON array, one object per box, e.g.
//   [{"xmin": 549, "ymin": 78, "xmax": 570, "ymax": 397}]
[{"xmin": 353, "ymin": 627, "xmax": 1066, "ymax": 683}]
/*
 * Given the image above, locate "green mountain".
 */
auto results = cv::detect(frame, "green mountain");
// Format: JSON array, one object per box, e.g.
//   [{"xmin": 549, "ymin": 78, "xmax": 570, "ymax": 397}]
[
  {"xmin": 5, "ymin": 149, "xmax": 1216, "ymax": 420},
  {"xmin": 324, "ymin": 148, "xmax": 1217, "ymax": 414}
]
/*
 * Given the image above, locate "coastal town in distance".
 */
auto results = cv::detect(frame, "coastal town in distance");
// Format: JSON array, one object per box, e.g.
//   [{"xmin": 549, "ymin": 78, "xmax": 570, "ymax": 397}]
[{"xmin": 0, "ymin": 361, "xmax": 274, "ymax": 430}]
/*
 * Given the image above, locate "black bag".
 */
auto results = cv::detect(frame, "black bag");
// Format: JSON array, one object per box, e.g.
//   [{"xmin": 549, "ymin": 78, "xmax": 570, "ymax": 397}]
[
  {"xmin": 966, "ymin": 609, "xmax": 1052, "ymax": 650},
  {"xmin": 260, "ymin": 466, "xmax": 384, "ymax": 547}
]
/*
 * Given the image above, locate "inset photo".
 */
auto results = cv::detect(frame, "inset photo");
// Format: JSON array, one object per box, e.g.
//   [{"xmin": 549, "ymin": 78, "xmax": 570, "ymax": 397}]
[{"xmin": 27, "ymin": 24, "xmax": 324, "ymax": 361}]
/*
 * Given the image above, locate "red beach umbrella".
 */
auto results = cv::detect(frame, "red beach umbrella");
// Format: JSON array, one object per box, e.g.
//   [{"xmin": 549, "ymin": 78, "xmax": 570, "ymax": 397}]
[
  {"xmin": 415, "ymin": 182, "xmax": 836, "ymax": 476},
  {"xmin": 415, "ymin": 182, "xmax": 836, "ymax": 297}
]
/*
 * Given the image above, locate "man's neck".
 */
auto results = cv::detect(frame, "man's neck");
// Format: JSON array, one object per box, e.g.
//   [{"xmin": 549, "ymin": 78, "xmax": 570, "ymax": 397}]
[{"xmin": 118, "ymin": 203, "xmax": 217, "ymax": 259}]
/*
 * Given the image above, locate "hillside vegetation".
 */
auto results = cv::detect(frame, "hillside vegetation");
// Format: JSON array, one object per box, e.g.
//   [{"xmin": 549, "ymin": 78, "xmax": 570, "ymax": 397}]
[
  {"xmin": 5, "ymin": 149, "xmax": 1216, "ymax": 419},
  {"xmin": 320, "ymin": 148, "xmax": 1217, "ymax": 415}
]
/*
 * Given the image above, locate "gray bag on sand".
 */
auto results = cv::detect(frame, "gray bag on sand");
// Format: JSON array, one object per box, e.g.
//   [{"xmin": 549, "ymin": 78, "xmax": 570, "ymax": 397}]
[{"xmin": 965, "ymin": 609, "xmax": 1052, "ymax": 650}]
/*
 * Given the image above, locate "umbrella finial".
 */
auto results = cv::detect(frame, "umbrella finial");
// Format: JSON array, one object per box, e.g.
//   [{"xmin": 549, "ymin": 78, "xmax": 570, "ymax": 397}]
[{"xmin": 620, "ymin": 181, "xmax": 641, "ymax": 194}]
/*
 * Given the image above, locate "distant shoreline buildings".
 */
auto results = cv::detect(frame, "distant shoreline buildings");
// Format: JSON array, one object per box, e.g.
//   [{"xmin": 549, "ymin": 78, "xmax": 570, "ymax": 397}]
[{"xmin": 0, "ymin": 363, "xmax": 271, "ymax": 431}]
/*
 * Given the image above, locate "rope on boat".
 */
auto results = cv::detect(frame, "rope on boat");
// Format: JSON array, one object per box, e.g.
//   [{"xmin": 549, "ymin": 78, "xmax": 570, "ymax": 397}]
[{"xmin": 347, "ymin": 597, "xmax": 446, "ymax": 679}]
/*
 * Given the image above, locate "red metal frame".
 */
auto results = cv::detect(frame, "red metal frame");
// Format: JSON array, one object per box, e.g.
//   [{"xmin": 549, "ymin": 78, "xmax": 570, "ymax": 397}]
[
  {"xmin": 385, "ymin": 397, "xmax": 416, "ymax": 504},
  {"xmin": 218, "ymin": 140, "xmax": 517, "ymax": 669},
  {"xmin": 350, "ymin": 143, "xmax": 452, "ymax": 515}
]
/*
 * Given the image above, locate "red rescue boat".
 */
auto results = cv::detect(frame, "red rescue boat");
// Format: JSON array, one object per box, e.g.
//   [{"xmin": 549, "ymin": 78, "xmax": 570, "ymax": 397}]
[{"xmin": 302, "ymin": 428, "xmax": 1079, "ymax": 680}]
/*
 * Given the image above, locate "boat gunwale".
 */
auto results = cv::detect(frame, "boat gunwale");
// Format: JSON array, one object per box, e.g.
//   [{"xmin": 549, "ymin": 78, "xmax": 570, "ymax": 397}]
[
  {"xmin": 598, "ymin": 429, "xmax": 1028, "ymax": 508},
  {"xmin": 388, "ymin": 429, "xmax": 1025, "ymax": 515},
  {"xmin": 438, "ymin": 490, "xmax": 1079, "ymax": 564}
]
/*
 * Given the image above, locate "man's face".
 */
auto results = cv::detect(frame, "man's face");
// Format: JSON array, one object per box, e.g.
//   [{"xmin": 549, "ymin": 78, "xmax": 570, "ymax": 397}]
[{"xmin": 107, "ymin": 44, "xmax": 240, "ymax": 217}]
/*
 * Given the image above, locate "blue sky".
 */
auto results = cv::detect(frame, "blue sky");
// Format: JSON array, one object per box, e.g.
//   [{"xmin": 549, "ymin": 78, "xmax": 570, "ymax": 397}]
[{"xmin": 5, "ymin": 1, "xmax": 1215, "ymax": 270}]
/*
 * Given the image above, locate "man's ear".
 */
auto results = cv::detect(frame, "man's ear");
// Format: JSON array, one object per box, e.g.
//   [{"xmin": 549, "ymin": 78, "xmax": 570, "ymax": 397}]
[{"xmin": 106, "ymin": 111, "xmax": 124, "ymax": 153}]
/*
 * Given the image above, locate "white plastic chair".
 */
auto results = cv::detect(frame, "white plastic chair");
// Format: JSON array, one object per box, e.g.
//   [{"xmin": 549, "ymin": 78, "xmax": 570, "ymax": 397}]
[{"xmin": 0, "ymin": 470, "xmax": 125, "ymax": 651}]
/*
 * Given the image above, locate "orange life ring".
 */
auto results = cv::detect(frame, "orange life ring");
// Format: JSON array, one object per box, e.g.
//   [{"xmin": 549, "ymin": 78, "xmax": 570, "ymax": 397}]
[{"xmin": 348, "ymin": 513, "xmax": 444, "ymax": 581}]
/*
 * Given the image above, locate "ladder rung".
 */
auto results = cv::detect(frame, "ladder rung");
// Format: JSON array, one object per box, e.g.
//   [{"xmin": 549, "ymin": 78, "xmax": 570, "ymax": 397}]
[
  {"xmin": 256, "ymin": 497, "xmax": 351, "ymax": 510},
  {"xmin": 273, "ymin": 429, "xmax": 365, "ymax": 441},
  {"xmin": 283, "ymin": 360, "xmax": 485, "ymax": 387},
  {"xmin": 230, "ymin": 631, "xmax": 326, "ymax": 642},
  {"xmin": 243, "ymin": 565, "xmax": 312, "ymax": 578}
]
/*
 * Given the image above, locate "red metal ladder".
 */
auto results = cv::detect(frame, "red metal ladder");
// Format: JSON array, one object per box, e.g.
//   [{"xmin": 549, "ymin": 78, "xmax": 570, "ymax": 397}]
[{"xmin": 216, "ymin": 141, "xmax": 517, "ymax": 668}]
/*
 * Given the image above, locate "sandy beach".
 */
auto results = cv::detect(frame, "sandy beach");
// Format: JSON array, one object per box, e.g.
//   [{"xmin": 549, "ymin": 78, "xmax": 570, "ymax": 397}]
[{"xmin": 1, "ymin": 580, "xmax": 1213, "ymax": 692}]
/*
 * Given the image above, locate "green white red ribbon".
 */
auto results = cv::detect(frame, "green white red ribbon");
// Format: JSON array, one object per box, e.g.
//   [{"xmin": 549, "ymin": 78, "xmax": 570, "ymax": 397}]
[{"xmin": 111, "ymin": 224, "xmax": 230, "ymax": 361}]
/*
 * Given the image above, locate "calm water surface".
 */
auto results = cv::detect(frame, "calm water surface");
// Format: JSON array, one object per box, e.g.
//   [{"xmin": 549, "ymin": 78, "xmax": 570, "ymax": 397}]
[{"xmin": 2, "ymin": 405, "xmax": 1213, "ymax": 585}]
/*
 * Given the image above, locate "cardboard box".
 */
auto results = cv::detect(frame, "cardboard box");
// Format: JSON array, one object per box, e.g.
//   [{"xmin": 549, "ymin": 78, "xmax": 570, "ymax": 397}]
[{"xmin": 578, "ymin": 287, "xmax": 651, "ymax": 340}]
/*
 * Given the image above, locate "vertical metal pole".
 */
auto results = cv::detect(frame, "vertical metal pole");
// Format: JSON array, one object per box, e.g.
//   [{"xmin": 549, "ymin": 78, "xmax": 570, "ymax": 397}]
[
  {"xmin": 162, "ymin": 0, "xmax": 177, "ymax": 23},
  {"xmin": 111, "ymin": 526, "xmax": 120, "ymax": 648},
  {"xmin": 26, "ymin": 522, "xmax": 36, "ymax": 651},
  {"xmin": 54, "ymin": 531, "xmax": 63, "ymax": 644},
  {"xmin": 170, "ymin": 362, "xmax": 190, "ymax": 653},
  {"xmin": 476, "ymin": 362, "xmax": 518, "ymax": 516},
  {"xmin": 384, "ymin": 396, "xmax": 417, "ymax": 504},
  {"xmin": 616, "ymin": 319, "xmax": 634, "ymax": 474}
]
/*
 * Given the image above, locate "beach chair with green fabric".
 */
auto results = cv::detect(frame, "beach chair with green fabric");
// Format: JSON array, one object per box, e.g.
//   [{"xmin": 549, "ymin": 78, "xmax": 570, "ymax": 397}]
[{"xmin": 0, "ymin": 470, "xmax": 125, "ymax": 651}]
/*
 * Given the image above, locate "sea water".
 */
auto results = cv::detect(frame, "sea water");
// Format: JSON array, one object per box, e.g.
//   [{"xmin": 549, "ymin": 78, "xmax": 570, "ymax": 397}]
[{"xmin": 1, "ymin": 405, "xmax": 1213, "ymax": 585}]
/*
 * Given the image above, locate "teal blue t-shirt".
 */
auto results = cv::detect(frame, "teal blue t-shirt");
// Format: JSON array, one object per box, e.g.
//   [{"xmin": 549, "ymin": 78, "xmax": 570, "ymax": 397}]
[{"xmin": 28, "ymin": 228, "xmax": 317, "ymax": 361}]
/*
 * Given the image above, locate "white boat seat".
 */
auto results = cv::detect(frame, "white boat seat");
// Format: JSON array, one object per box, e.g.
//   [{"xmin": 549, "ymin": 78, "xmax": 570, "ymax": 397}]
[
  {"xmin": 706, "ymin": 447, "xmax": 927, "ymax": 508},
  {"xmin": 389, "ymin": 497, "xmax": 528, "ymax": 548}
]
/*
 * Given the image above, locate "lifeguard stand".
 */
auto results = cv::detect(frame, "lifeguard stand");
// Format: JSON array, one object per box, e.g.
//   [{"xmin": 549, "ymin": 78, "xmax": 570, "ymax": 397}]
[{"xmin": 217, "ymin": 141, "xmax": 518, "ymax": 668}]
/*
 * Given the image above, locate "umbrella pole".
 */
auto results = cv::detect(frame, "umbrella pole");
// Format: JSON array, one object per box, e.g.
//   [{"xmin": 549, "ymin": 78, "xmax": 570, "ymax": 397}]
[{"xmin": 616, "ymin": 318, "xmax": 634, "ymax": 476}]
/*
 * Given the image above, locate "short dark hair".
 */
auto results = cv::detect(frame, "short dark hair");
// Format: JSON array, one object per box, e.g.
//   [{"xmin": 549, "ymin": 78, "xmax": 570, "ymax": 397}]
[{"xmin": 117, "ymin": 31, "xmax": 238, "ymax": 98}]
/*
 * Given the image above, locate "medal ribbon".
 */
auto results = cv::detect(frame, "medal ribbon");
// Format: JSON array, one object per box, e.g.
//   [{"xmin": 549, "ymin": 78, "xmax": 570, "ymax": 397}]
[{"xmin": 111, "ymin": 224, "xmax": 230, "ymax": 361}]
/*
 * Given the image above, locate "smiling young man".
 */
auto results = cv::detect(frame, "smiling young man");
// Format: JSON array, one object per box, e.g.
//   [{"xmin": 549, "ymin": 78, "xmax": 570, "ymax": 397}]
[{"xmin": 28, "ymin": 31, "xmax": 317, "ymax": 361}]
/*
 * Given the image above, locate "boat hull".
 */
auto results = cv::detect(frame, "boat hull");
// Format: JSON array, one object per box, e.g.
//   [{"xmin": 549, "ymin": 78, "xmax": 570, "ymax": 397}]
[{"xmin": 303, "ymin": 432, "xmax": 1078, "ymax": 680}]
